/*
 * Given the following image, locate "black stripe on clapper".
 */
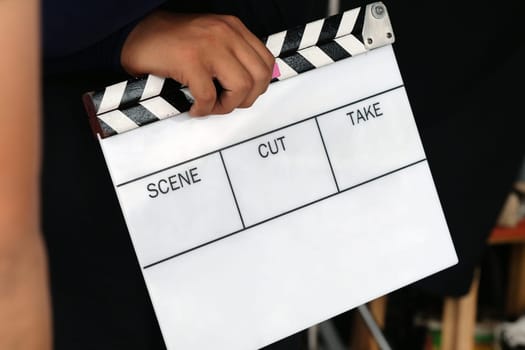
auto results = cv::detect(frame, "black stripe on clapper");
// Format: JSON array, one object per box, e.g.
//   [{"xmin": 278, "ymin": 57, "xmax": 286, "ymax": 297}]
[
  {"xmin": 280, "ymin": 25, "xmax": 305, "ymax": 57},
  {"xmin": 98, "ymin": 118, "xmax": 118, "ymax": 138},
  {"xmin": 318, "ymin": 41, "xmax": 351, "ymax": 61},
  {"xmin": 120, "ymin": 104, "xmax": 160, "ymax": 127},
  {"xmin": 352, "ymin": 6, "xmax": 366, "ymax": 43},
  {"xmin": 318, "ymin": 13, "xmax": 342, "ymax": 43},
  {"xmin": 261, "ymin": 35, "xmax": 269, "ymax": 46},
  {"xmin": 91, "ymin": 77, "xmax": 147, "ymax": 114},
  {"xmin": 160, "ymin": 80, "xmax": 193, "ymax": 113},
  {"xmin": 119, "ymin": 77, "xmax": 148, "ymax": 110},
  {"xmin": 91, "ymin": 91, "xmax": 104, "ymax": 114},
  {"xmin": 281, "ymin": 53, "xmax": 316, "ymax": 74}
]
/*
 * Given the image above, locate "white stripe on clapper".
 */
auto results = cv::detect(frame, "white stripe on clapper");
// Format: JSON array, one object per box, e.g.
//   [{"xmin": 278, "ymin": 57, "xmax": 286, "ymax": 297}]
[
  {"xmin": 141, "ymin": 75, "xmax": 165, "ymax": 100},
  {"xmin": 98, "ymin": 81, "xmax": 127, "ymax": 114},
  {"xmin": 140, "ymin": 96, "xmax": 180, "ymax": 120},
  {"xmin": 298, "ymin": 46, "xmax": 334, "ymax": 68},
  {"xmin": 336, "ymin": 8, "xmax": 360, "ymax": 38},
  {"xmin": 335, "ymin": 35, "xmax": 367, "ymax": 55},
  {"xmin": 266, "ymin": 30, "xmax": 287, "ymax": 57},
  {"xmin": 298, "ymin": 19, "xmax": 325, "ymax": 50},
  {"xmin": 98, "ymin": 110, "xmax": 138, "ymax": 134}
]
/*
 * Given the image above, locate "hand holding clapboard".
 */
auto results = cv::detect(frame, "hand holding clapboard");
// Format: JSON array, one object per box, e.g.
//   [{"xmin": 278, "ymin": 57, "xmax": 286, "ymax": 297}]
[
  {"xmin": 84, "ymin": 2, "xmax": 393, "ymax": 138},
  {"xmin": 120, "ymin": 12, "xmax": 276, "ymax": 117},
  {"xmin": 83, "ymin": 3, "xmax": 457, "ymax": 349}
]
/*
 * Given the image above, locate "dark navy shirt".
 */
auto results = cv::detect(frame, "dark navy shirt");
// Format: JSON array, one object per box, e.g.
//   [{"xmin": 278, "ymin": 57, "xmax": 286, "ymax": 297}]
[
  {"xmin": 43, "ymin": 0, "xmax": 165, "ymax": 73},
  {"xmin": 42, "ymin": 0, "xmax": 326, "ymax": 74}
]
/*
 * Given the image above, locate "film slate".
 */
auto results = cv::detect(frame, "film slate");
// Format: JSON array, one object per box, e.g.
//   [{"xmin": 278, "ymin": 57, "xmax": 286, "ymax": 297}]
[{"xmin": 83, "ymin": 3, "xmax": 457, "ymax": 349}]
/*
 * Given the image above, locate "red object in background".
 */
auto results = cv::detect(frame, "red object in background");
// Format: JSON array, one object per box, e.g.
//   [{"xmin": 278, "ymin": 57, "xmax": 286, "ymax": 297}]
[{"xmin": 489, "ymin": 219, "xmax": 525, "ymax": 244}]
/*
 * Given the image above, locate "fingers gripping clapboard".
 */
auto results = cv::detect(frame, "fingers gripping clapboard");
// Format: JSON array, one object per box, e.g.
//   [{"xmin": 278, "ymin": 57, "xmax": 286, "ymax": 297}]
[{"xmin": 83, "ymin": 3, "xmax": 457, "ymax": 349}]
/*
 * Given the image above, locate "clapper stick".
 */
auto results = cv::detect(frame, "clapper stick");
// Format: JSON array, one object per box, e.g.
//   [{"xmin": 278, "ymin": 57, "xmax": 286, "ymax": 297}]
[
  {"xmin": 83, "ymin": 2, "xmax": 394, "ymax": 139},
  {"xmin": 87, "ymin": 7, "xmax": 363, "ymax": 116}
]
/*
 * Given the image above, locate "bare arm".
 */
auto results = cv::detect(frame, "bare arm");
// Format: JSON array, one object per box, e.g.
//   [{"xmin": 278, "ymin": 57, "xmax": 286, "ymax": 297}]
[{"xmin": 0, "ymin": 1, "xmax": 51, "ymax": 349}]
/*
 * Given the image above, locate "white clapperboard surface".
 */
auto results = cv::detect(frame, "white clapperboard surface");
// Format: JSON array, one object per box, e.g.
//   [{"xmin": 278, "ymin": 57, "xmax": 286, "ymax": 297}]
[{"xmin": 83, "ymin": 3, "xmax": 457, "ymax": 349}]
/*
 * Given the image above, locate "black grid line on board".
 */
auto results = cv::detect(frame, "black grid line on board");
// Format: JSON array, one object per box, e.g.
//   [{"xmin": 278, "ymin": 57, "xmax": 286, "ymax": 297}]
[
  {"xmin": 116, "ymin": 85, "xmax": 405, "ymax": 188},
  {"xmin": 314, "ymin": 117, "xmax": 340, "ymax": 192},
  {"xmin": 219, "ymin": 151, "xmax": 246, "ymax": 229},
  {"xmin": 142, "ymin": 158, "xmax": 427, "ymax": 269}
]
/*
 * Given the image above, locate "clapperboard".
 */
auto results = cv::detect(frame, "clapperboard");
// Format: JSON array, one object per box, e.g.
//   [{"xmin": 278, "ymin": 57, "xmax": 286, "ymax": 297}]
[{"xmin": 83, "ymin": 3, "xmax": 457, "ymax": 349}]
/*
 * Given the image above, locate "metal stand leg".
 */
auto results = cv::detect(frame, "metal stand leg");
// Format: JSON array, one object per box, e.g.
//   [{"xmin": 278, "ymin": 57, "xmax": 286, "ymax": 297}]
[
  {"xmin": 328, "ymin": 0, "xmax": 340, "ymax": 15},
  {"xmin": 307, "ymin": 302, "xmax": 391, "ymax": 350},
  {"xmin": 308, "ymin": 325, "xmax": 319, "ymax": 350},
  {"xmin": 357, "ymin": 305, "xmax": 392, "ymax": 350},
  {"xmin": 319, "ymin": 320, "xmax": 346, "ymax": 350}
]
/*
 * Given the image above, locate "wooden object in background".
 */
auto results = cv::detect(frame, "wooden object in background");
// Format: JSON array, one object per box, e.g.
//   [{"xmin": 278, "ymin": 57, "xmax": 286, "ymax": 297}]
[
  {"xmin": 440, "ymin": 269, "xmax": 480, "ymax": 350},
  {"xmin": 490, "ymin": 219, "xmax": 525, "ymax": 318}
]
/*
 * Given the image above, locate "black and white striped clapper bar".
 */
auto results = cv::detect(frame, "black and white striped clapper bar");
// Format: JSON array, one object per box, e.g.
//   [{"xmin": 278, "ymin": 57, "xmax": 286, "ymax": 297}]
[
  {"xmin": 83, "ymin": 2, "xmax": 396, "ymax": 138},
  {"xmin": 84, "ymin": 3, "xmax": 457, "ymax": 350}
]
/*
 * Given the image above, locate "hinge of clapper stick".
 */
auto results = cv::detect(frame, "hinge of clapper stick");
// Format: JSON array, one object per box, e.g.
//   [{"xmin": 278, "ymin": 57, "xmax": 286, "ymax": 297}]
[{"xmin": 83, "ymin": 1, "xmax": 394, "ymax": 139}]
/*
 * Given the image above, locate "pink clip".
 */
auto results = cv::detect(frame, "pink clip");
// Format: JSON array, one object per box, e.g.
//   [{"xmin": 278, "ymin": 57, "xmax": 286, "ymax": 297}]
[{"xmin": 272, "ymin": 63, "xmax": 281, "ymax": 79}]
